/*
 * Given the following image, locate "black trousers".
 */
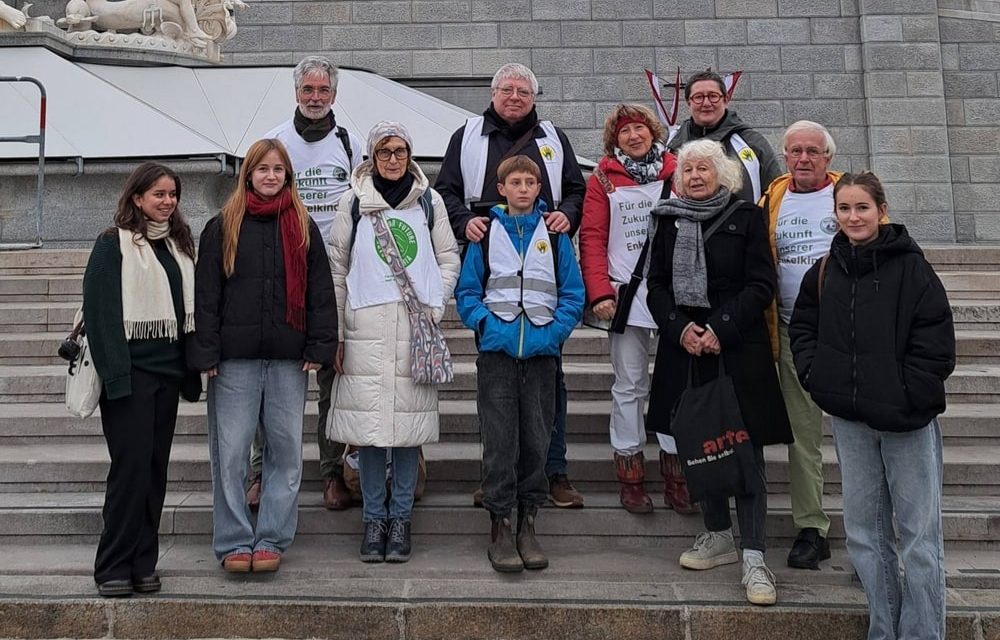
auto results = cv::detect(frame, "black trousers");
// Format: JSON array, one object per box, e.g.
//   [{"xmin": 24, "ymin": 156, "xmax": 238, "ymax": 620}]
[
  {"xmin": 701, "ymin": 446, "xmax": 768, "ymax": 551},
  {"xmin": 94, "ymin": 368, "xmax": 180, "ymax": 583}
]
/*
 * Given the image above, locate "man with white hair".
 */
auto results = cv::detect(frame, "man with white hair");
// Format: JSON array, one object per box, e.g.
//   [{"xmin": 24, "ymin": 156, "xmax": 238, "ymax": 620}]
[
  {"xmin": 760, "ymin": 120, "xmax": 841, "ymax": 570},
  {"xmin": 436, "ymin": 63, "xmax": 588, "ymax": 509},
  {"xmin": 250, "ymin": 56, "xmax": 364, "ymax": 511}
]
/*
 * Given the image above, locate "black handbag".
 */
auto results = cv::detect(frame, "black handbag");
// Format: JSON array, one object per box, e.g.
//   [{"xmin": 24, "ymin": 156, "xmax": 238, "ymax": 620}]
[{"xmin": 669, "ymin": 357, "xmax": 763, "ymax": 502}]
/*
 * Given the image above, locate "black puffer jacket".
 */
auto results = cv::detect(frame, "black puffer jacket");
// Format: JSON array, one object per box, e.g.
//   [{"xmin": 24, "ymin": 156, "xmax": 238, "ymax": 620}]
[
  {"xmin": 789, "ymin": 224, "xmax": 955, "ymax": 432},
  {"xmin": 187, "ymin": 214, "xmax": 336, "ymax": 370}
]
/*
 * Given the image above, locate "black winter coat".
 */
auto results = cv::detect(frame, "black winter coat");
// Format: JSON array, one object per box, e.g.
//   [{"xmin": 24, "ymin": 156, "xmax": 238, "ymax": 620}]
[
  {"xmin": 788, "ymin": 224, "xmax": 955, "ymax": 432},
  {"xmin": 646, "ymin": 196, "xmax": 792, "ymax": 446},
  {"xmin": 187, "ymin": 214, "xmax": 337, "ymax": 371}
]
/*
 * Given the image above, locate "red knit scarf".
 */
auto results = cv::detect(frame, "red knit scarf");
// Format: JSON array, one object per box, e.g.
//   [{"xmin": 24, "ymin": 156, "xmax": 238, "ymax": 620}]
[{"xmin": 245, "ymin": 188, "xmax": 307, "ymax": 332}]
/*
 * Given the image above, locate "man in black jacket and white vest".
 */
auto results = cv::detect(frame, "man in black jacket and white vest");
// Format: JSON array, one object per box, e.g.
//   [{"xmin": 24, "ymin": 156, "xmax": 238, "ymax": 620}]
[{"xmin": 436, "ymin": 62, "xmax": 588, "ymax": 509}]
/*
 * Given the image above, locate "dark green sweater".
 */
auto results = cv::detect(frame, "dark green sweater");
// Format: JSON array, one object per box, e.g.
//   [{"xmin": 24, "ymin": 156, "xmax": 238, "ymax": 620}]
[{"xmin": 83, "ymin": 232, "xmax": 187, "ymax": 400}]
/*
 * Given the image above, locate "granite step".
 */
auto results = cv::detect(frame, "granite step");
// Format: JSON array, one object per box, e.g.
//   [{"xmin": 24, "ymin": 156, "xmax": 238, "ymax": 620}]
[
  {"xmin": 0, "ymin": 401, "xmax": 996, "ymax": 446},
  {"xmin": 0, "ymin": 491, "xmax": 997, "ymax": 546},
  {"xmin": 1, "ymin": 441, "xmax": 998, "ymax": 495}
]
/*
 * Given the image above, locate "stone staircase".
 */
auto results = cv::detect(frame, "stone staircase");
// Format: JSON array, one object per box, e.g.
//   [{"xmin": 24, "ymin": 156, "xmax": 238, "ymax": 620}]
[{"xmin": 0, "ymin": 246, "xmax": 999, "ymax": 639}]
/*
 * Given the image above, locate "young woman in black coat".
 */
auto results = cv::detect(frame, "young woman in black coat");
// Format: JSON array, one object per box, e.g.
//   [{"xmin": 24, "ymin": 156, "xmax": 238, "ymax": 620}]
[
  {"xmin": 789, "ymin": 172, "xmax": 954, "ymax": 640},
  {"xmin": 647, "ymin": 139, "xmax": 791, "ymax": 607}
]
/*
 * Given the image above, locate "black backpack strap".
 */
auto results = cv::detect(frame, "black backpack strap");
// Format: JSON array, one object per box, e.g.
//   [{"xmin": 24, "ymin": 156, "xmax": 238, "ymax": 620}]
[
  {"xmin": 350, "ymin": 189, "xmax": 435, "ymax": 254},
  {"xmin": 348, "ymin": 195, "xmax": 362, "ymax": 251},
  {"xmin": 335, "ymin": 126, "xmax": 354, "ymax": 168}
]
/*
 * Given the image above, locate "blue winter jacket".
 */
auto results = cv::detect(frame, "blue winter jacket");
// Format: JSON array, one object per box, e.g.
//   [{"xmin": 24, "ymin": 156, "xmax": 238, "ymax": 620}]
[{"xmin": 456, "ymin": 203, "xmax": 584, "ymax": 359}]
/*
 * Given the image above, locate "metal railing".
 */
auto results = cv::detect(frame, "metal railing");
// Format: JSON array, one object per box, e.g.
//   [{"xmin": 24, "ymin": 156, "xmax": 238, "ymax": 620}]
[{"xmin": 0, "ymin": 76, "xmax": 46, "ymax": 249}]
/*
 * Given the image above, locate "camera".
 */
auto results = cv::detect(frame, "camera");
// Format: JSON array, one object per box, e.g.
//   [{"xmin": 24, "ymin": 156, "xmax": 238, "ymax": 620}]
[{"xmin": 58, "ymin": 336, "xmax": 81, "ymax": 362}]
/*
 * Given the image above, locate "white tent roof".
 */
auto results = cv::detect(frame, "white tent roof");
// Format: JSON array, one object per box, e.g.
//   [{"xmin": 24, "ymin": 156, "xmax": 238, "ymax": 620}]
[{"xmin": 0, "ymin": 46, "xmax": 476, "ymax": 160}]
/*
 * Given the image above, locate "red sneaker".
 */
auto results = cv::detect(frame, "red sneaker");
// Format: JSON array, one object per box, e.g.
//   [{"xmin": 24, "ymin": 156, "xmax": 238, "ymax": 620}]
[
  {"xmin": 222, "ymin": 552, "xmax": 251, "ymax": 573},
  {"xmin": 251, "ymin": 549, "xmax": 281, "ymax": 572}
]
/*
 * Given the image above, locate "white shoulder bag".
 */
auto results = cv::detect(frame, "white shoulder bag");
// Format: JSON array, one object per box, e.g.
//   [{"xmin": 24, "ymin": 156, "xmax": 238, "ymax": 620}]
[{"xmin": 63, "ymin": 308, "xmax": 102, "ymax": 418}]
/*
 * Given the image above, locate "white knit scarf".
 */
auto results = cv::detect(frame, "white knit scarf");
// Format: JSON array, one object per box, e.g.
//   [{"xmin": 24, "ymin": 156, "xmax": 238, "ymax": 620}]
[{"xmin": 118, "ymin": 223, "xmax": 195, "ymax": 341}]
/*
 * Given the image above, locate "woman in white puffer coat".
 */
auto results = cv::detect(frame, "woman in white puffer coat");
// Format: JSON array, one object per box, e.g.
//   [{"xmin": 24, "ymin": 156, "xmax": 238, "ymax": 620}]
[{"xmin": 328, "ymin": 121, "xmax": 460, "ymax": 564}]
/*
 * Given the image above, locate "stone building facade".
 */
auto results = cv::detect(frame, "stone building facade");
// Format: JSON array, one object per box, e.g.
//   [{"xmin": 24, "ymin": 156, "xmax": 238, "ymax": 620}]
[{"xmin": 5, "ymin": 0, "xmax": 1000, "ymax": 242}]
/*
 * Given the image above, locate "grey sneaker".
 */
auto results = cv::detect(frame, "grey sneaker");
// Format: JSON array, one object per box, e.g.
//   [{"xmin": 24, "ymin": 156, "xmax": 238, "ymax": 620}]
[
  {"xmin": 679, "ymin": 530, "xmax": 739, "ymax": 570},
  {"xmin": 742, "ymin": 559, "xmax": 777, "ymax": 606}
]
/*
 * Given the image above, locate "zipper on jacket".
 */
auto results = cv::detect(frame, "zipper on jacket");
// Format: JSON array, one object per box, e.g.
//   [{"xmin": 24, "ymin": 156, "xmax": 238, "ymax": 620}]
[
  {"xmin": 515, "ymin": 216, "xmax": 526, "ymax": 358},
  {"xmin": 850, "ymin": 246, "xmax": 858, "ymax": 414}
]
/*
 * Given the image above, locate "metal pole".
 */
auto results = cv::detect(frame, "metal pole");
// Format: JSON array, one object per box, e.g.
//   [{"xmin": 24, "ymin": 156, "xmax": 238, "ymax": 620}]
[{"xmin": 0, "ymin": 76, "xmax": 46, "ymax": 249}]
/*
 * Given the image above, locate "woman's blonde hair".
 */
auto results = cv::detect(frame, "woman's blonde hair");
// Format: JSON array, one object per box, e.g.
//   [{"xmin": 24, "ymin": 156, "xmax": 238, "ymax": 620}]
[
  {"xmin": 672, "ymin": 139, "xmax": 743, "ymax": 198},
  {"xmin": 601, "ymin": 104, "xmax": 666, "ymax": 156},
  {"xmin": 220, "ymin": 138, "xmax": 310, "ymax": 277}
]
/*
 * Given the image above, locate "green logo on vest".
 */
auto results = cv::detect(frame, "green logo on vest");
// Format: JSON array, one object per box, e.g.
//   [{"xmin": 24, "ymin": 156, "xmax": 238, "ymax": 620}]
[{"xmin": 374, "ymin": 218, "xmax": 418, "ymax": 267}]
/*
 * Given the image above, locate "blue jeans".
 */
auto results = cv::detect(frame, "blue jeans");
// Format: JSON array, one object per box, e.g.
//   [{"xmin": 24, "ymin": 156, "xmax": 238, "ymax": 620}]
[
  {"xmin": 831, "ymin": 416, "xmax": 945, "ymax": 640},
  {"xmin": 207, "ymin": 359, "xmax": 307, "ymax": 562},
  {"xmin": 545, "ymin": 357, "xmax": 568, "ymax": 477},
  {"xmin": 359, "ymin": 446, "xmax": 420, "ymax": 522}
]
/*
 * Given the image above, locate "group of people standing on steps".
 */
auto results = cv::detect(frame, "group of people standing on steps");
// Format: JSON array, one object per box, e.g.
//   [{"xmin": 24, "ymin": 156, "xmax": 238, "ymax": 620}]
[{"xmin": 82, "ymin": 56, "xmax": 955, "ymax": 640}]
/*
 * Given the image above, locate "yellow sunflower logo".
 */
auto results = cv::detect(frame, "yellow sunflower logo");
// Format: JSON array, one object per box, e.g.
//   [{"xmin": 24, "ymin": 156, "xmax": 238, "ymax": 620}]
[
  {"xmin": 539, "ymin": 145, "xmax": 556, "ymax": 161},
  {"xmin": 536, "ymin": 240, "xmax": 549, "ymax": 253},
  {"xmin": 739, "ymin": 148, "xmax": 756, "ymax": 162}
]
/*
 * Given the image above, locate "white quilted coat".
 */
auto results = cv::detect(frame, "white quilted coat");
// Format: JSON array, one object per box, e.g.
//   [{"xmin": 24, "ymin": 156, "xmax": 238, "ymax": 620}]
[{"xmin": 326, "ymin": 161, "xmax": 460, "ymax": 448}]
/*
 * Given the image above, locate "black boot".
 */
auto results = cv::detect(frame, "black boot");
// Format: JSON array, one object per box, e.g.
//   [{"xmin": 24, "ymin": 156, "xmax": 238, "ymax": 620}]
[
  {"xmin": 488, "ymin": 513, "xmax": 523, "ymax": 573},
  {"xmin": 385, "ymin": 518, "xmax": 412, "ymax": 563},
  {"xmin": 360, "ymin": 519, "xmax": 388, "ymax": 563},
  {"xmin": 516, "ymin": 503, "xmax": 548, "ymax": 570}
]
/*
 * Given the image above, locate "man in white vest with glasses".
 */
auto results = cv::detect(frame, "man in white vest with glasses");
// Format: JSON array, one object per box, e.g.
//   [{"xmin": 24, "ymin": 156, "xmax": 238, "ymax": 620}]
[
  {"xmin": 436, "ymin": 62, "xmax": 588, "ymax": 509},
  {"xmin": 667, "ymin": 70, "xmax": 781, "ymax": 205}
]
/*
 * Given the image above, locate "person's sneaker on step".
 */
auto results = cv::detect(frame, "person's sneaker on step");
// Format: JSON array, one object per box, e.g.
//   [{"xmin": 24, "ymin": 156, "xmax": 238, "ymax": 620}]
[
  {"xmin": 679, "ymin": 529, "xmax": 739, "ymax": 570},
  {"xmin": 786, "ymin": 527, "xmax": 830, "ymax": 570},
  {"xmin": 547, "ymin": 474, "xmax": 584, "ymax": 508},
  {"xmin": 742, "ymin": 551, "xmax": 777, "ymax": 606}
]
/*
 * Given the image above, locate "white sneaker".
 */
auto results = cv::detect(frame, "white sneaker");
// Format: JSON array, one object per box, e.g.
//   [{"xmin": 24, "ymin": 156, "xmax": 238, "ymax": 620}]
[
  {"xmin": 742, "ymin": 560, "xmax": 777, "ymax": 606},
  {"xmin": 679, "ymin": 531, "xmax": 739, "ymax": 570}
]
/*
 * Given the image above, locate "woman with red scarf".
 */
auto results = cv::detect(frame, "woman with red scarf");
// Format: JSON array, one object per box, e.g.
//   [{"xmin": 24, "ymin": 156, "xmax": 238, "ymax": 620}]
[{"xmin": 189, "ymin": 138, "xmax": 336, "ymax": 573}]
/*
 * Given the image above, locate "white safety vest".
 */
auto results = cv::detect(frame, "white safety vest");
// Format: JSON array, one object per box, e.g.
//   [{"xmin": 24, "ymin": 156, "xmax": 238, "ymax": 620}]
[
  {"xmin": 729, "ymin": 132, "xmax": 762, "ymax": 203},
  {"xmin": 484, "ymin": 217, "xmax": 558, "ymax": 326},
  {"xmin": 460, "ymin": 116, "xmax": 563, "ymax": 208},
  {"xmin": 345, "ymin": 203, "xmax": 444, "ymax": 311},
  {"xmin": 607, "ymin": 181, "xmax": 662, "ymax": 329}
]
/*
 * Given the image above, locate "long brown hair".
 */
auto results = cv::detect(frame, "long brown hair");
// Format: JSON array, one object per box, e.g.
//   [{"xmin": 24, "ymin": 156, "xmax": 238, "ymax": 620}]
[
  {"xmin": 221, "ymin": 138, "xmax": 310, "ymax": 277},
  {"xmin": 113, "ymin": 162, "xmax": 195, "ymax": 259}
]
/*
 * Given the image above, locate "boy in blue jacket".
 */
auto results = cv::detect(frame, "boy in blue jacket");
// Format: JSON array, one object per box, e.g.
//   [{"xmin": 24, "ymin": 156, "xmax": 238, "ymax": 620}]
[{"xmin": 455, "ymin": 155, "xmax": 585, "ymax": 573}]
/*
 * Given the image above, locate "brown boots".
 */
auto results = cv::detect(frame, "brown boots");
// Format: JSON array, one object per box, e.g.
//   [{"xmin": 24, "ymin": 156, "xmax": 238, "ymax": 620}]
[
  {"xmin": 614, "ymin": 452, "xmax": 654, "ymax": 513},
  {"xmin": 659, "ymin": 451, "xmax": 698, "ymax": 514},
  {"xmin": 516, "ymin": 504, "xmax": 548, "ymax": 570},
  {"xmin": 489, "ymin": 505, "xmax": 548, "ymax": 572}
]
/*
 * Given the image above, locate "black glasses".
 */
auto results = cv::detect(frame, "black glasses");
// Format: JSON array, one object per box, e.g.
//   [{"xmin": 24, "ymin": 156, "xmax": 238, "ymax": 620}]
[
  {"xmin": 374, "ymin": 147, "xmax": 409, "ymax": 161},
  {"xmin": 689, "ymin": 92, "xmax": 724, "ymax": 105}
]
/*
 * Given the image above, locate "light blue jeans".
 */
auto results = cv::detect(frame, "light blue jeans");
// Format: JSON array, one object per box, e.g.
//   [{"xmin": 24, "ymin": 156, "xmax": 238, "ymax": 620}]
[
  {"xmin": 831, "ymin": 416, "xmax": 945, "ymax": 640},
  {"xmin": 358, "ymin": 446, "xmax": 420, "ymax": 522},
  {"xmin": 207, "ymin": 359, "xmax": 307, "ymax": 562}
]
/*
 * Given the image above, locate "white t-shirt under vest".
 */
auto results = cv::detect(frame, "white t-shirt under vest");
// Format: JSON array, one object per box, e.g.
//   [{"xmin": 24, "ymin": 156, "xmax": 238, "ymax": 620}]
[
  {"xmin": 775, "ymin": 183, "xmax": 838, "ymax": 323},
  {"xmin": 346, "ymin": 202, "xmax": 444, "ymax": 311},
  {"xmin": 484, "ymin": 216, "xmax": 558, "ymax": 326},
  {"xmin": 265, "ymin": 119, "xmax": 362, "ymax": 243},
  {"xmin": 607, "ymin": 181, "xmax": 661, "ymax": 329},
  {"xmin": 460, "ymin": 116, "xmax": 563, "ymax": 208}
]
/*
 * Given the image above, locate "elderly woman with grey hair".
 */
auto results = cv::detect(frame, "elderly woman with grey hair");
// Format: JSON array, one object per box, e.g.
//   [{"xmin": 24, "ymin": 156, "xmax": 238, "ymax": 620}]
[
  {"xmin": 646, "ymin": 139, "xmax": 791, "ymax": 607},
  {"xmin": 329, "ymin": 121, "xmax": 461, "ymax": 564}
]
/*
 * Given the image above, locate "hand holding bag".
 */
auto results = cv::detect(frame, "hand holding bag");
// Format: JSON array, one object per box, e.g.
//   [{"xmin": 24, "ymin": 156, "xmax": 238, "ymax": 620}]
[
  {"xmin": 669, "ymin": 357, "xmax": 763, "ymax": 502},
  {"xmin": 370, "ymin": 211, "xmax": 454, "ymax": 385},
  {"xmin": 62, "ymin": 308, "xmax": 102, "ymax": 418}
]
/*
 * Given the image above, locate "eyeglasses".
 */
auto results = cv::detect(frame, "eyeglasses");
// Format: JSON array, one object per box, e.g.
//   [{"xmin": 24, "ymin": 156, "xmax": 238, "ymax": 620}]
[
  {"xmin": 689, "ymin": 92, "xmax": 724, "ymax": 105},
  {"xmin": 298, "ymin": 86, "xmax": 332, "ymax": 98},
  {"xmin": 496, "ymin": 86, "xmax": 534, "ymax": 99},
  {"xmin": 786, "ymin": 147, "xmax": 825, "ymax": 159},
  {"xmin": 374, "ymin": 147, "xmax": 409, "ymax": 161}
]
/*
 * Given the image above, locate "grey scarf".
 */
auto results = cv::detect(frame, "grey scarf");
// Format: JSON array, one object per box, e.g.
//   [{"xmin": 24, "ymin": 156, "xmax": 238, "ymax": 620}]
[{"xmin": 650, "ymin": 187, "xmax": 731, "ymax": 309}]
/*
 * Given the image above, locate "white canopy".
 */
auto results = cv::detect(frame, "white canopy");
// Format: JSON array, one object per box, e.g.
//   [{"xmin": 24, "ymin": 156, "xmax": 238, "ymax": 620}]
[{"xmin": 0, "ymin": 46, "xmax": 476, "ymax": 160}]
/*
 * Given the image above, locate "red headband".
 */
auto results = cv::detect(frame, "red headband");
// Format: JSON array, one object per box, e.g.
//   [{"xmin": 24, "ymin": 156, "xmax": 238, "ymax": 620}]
[{"xmin": 615, "ymin": 115, "xmax": 648, "ymax": 135}]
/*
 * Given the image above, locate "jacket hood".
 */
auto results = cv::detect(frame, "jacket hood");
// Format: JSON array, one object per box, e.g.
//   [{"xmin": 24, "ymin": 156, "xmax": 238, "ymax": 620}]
[
  {"xmin": 488, "ymin": 200, "xmax": 548, "ymax": 237},
  {"xmin": 831, "ymin": 223, "xmax": 922, "ymax": 282},
  {"xmin": 671, "ymin": 110, "xmax": 750, "ymax": 148},
  {"xmin": 349, "ymin": 160, "xmax": 430, "ymax": 214}
]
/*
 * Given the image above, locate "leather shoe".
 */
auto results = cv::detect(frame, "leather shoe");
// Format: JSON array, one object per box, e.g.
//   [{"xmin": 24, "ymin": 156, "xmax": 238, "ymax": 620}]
[
  {"xmin": 132, "ymin": 573, "xmax": 161, "ymax": 593},
  {"xmin": 787, "ymin": 527, "xmax": 831, "ymax": 570},
  {"xmin": 245, "ymin": 472, "xmax": 261, "ymax": 512},
  {"xmin": 323, "ymin": 474, "xmax": 352, "ymax": 510},
  {"xmin": 97, "ymin": 578, "xmax": 132, "ymax": 598}
]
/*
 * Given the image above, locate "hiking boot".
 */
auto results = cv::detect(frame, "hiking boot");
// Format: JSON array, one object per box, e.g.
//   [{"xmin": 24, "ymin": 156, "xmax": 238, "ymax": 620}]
[
  {"xmin": 385, "ymin": 518, "xmax": 412, "ymax": 563},
  {"xmin": 488, "ymin": 514, "xmax": 523, "ymax": 573},
  {"xmin": 787, "ymin": 527, "xmax": 831, "ymax": 570},
  {"xmin": 614, "ymin": 452, "xmax": 653, "ymax": 514},
  {"xmin": 245, "ymin": 472, "xmax": 261, "ymax": 512},
  {"xmin": 516, "ymin": 503, "xmax": 548, "ymax": 570},
  {"xmin": 323, "ymin": 474, "xmax": 352, "ymax": 511},
  {"xmin": 659, "ymin": 451, "xmax": 698, "ymax": 514},
  {"xmin": 743, "ymin": 557, "xmax": 778, "ymax": 606},
  {"xmin": 548, "ymin": 474, "xmax": 584, "ymax": 508},
  {"xmin": 251, "ymin": 549, "xmax": 281, "ymax": 572},
  {"xmin": 360, "ymin": 519, "xmax": 388, "ymax": 563},
  {"xmin": 679, "ymin": 530, "xmax": 739, "ymax": 570},
  {"xmin": 472, "ymin": 486, "xmax": 484, "ymax": 507}
]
